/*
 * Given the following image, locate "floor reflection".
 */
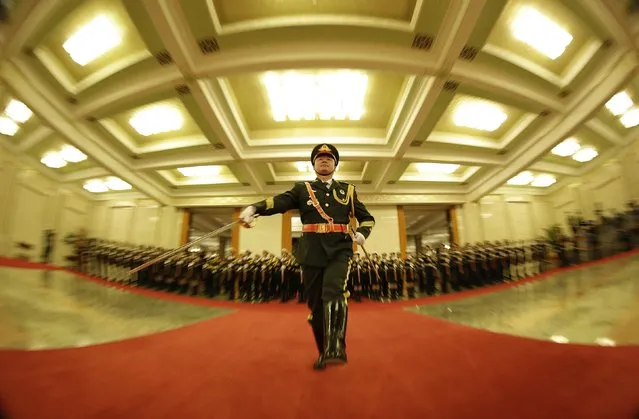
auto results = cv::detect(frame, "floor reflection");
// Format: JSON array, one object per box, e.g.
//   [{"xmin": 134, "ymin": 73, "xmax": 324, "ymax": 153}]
[
  {"xmin": 410, "ymin": 255, "xmax": 639, "ymax": 346},
  {"xmin": 0, "ymin": 268, "xmax": 233, "ymax": 350}
]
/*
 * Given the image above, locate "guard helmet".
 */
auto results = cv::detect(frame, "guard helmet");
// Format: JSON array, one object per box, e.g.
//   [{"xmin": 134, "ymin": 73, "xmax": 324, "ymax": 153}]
[{"xmin": 311, "ymin": 143, "xmax": 339, "ymax": 165}]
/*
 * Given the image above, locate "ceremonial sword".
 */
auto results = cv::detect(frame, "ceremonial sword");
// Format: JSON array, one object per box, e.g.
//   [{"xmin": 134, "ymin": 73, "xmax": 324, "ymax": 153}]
[
  {"xmin": 126, "ymin": 217, "xmax": 374, "ymax": 284},
  {"xmin": 126, "ymin": 219, "xmax": 241, "ymax": 277},
  {"xmin": 348, "ymin": 225, "xmax": 382, "ymax": 283}
]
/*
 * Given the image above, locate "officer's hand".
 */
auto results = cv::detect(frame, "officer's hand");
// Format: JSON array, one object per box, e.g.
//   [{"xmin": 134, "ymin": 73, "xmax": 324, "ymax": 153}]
[
  {"xmin": 238, "ymin": 206, "xmax": 256, "ymax": 228},
  {"xmin": 354, "ymin": 232, "xmax": 366, "ymax": 246}
]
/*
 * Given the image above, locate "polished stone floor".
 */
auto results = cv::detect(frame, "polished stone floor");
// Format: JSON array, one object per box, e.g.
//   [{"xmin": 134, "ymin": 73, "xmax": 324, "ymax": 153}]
[
  {"xmin": 2, "ymin": 255, "xmax": 638, "ymax": 351},
  {"xmin": 411, "ymin": 255, "xmax": 639, "ymax": 346},
  {"xmin": 0, "ymin": 268, "xmax": 232, "ymax": 350}
]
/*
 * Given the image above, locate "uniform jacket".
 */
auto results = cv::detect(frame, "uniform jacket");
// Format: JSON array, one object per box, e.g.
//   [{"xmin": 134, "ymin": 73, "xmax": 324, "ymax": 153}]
[{"xmin": 252, "ymin": 179, "xmax": 375, "ymax": 267}]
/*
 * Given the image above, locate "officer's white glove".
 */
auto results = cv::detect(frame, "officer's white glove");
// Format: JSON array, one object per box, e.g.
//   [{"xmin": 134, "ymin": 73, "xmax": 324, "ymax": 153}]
[
  {"xmin": 354, "ymin": 232, "xmax": 366, "ymax": 246},
  {"xmin": 238, "ymin": 206, "xmax": 256, "ymax": 227}
]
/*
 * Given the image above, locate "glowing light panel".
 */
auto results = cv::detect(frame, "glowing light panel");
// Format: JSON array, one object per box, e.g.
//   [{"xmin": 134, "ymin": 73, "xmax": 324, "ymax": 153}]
[
  {"xmin": 606, "ymin": 91, "xmax": 633, "ymax": 116},
  {"xmin": 261, "ymin": 70, "xmax": 368, "ymax": 122},
  {"xmin": 63, "ymin": 15, "xmax": 122, "ymax": 66},
  {"xmin": 510, "ymin": 7, "xmax": 573, "ymax": 60},
  {"xmin": 453, "ymin": 100, "xmax": 508, "ymax": 132},
  {"xmin": 415, "ymin": 163, "xmax": 460, "ymax": 174},
  {"xmin": 129, "ymin": 104, "xmax": 184, "ymax": 136},
  {"xmin": 177, "ymin": 165, "xmax": 222, "ymax": 177}
]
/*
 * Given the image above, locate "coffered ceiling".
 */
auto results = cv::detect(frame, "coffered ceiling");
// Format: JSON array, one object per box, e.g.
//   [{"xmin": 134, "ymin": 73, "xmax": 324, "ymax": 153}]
[{"xmin": 1, "ymin": 0, "xmax": 638, "ymax": 207}]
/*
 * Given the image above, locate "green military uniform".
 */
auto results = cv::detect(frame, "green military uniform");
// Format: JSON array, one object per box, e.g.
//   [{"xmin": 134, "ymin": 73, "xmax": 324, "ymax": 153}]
[{"xmin": 246, "ymin": 143, "xmax": 375, "ymax": 370}]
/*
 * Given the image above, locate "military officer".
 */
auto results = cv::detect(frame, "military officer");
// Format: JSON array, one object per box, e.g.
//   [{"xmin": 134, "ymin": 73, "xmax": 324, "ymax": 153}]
[
  {"xmin": 450, "ymin": 244, "xmax": 464, "ymax": 291},
  {"xmin": 403, "ymin": 255, "xmax": 417, "ymax": 298},
  {"xmin": 348, "ymin": 253, "xmax": 363, "ymax": 302},
  {"xmin": 279, "ymin": 250, "xmax": 295, "ymax": 302},
  {"xmin": 437, "ymin": 245, "xmax": 451, "ymax": 293},
  {"xmin": 429, "ymin": 246, "xmax": 441, "ymax": 294},
  {"xmin": 238, "ymin": 143, "xmax": 375, "ymax": 370},
  {"xmin": 202, "ymin": 253, "xmax": 221, "ymax": 297}
]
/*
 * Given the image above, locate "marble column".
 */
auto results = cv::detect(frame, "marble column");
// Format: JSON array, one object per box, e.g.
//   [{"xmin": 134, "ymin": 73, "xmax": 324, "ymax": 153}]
[{"xmin": 397, "ymin": 205, "xmax": 407, "ymax": 259}]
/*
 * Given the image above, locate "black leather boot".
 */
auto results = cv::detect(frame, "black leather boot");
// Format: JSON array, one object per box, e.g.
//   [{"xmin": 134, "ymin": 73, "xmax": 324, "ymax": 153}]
[
  {"xmin": 313, "ymin": 303, "xmax": 333, "ymax": 370},
  {"xmin": 326, "ymin": 299, "xmax": 348, "ymax": 364},
  {"xmin": 308, "ymin": 313, "xmax": 324, "ymax": 354}
]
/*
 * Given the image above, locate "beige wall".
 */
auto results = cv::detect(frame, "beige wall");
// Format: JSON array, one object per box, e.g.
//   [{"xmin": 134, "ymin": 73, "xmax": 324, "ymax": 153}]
[
  {"xmin": 0, "ymin": 144, "xmax": 90, "ymax": 263},
  {"xmin": 456, "ymin": 193, "xmax": 554, "ymax": 244},
  {"xmin": 0, "ymin": 142, "xmax": 184, "ymax": 261},
  {"xmin": 87, "ymin": 200, "xmax": 184, "ymax": 249},
  {"xmin": 548, "ymin": 140, "xmax": 639, "ymax": 230},
  {"xmin": 355, "ymin": 205, "xmax": 400, "ymax": 255},
  {"xmin": 239, "ymin": 213, "xmax": 283, "ymax": 254},
  {"xmin": 6, "ymin": 138, "xmax": 636, "ymax": 259}
]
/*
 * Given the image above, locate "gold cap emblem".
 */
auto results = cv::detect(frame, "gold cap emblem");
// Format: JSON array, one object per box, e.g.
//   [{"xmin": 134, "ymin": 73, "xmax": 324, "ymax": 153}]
[{"xmin": 318, "ymin": 144, "xmax": 331, "ymax": 153}]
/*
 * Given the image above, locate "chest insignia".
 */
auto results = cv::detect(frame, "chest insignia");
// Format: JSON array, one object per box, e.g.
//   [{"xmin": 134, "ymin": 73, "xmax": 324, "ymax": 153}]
[{"xmin": 307, "ymin": 199, "xmax": 313, "ymax": 206}]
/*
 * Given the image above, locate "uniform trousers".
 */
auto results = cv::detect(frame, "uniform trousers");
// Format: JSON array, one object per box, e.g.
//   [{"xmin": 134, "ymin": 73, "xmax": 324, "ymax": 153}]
[
  {"xmin": 302, "ymin": 248, "xmax": 351, "ymax": 307},
  {"xmin": 302, "ymin": 248, "xmax": 351, "ymax": 352}
]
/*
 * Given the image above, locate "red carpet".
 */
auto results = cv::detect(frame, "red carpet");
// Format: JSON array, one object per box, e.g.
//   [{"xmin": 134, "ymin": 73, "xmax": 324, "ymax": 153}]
[
  {"xmin": 1, "ymin": 253, "xmax": 639, "ymax": 418},
  {"xmin": 0, "ymin": 257, "xmax": 64, "ymax": 271}
]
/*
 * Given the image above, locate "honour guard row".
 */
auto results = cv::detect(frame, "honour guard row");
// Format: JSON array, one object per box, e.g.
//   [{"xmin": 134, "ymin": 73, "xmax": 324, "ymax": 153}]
[{"xmin": 70, "ymin": 237, "xmax": 551, "ymax": 303}]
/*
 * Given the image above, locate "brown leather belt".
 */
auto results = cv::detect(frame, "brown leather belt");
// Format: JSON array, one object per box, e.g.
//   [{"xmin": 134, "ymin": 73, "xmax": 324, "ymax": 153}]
[{"xmin": 302, "ymin": 223, "xmax": 349, "ymax": 233}]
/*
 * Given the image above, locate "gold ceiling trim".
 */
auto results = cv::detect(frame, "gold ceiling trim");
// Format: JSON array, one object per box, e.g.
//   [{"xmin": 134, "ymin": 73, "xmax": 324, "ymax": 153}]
[{"xmin": 207, "ymin": 0, "xmax": 425, "ymax": 35}]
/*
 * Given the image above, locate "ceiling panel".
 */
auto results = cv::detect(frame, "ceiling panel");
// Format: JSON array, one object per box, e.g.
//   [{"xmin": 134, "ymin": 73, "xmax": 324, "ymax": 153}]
[
  {"xmin": 0, "ymin": 0, "xmax": 633, "ymax": 203},
  {"xmin": 39, "ymin": 0, "xmax": 149, "ymax": 82},
  {"xmin": 485, "ymin": 0, "xmax": 595, "ymax": 75},
  {"xmin": 226, "ymin": 70, "xmax": 406, "ymax": 132},
  {"xmin": 433, "ymin": 94, "xmax": 527, "ymax": 141},
  {"xmin": 213, "ymin": 0, "xmax": 418, "ymax": 24}
]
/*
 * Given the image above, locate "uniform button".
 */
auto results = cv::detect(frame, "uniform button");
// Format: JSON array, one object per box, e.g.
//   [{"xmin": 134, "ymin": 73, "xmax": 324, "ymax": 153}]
[
  {"xmin": 325, "ymin": 203, "xmax": 329, "ymax": 207},
  {"xmin": 326, "ymin": 193, "xmax": 329, "ymax": 197}
]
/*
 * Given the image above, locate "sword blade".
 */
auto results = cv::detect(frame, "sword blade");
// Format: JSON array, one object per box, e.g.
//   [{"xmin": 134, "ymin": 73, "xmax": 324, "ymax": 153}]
[
  {"xmin": 127, "ymin": 220, "xmax": 239, "ymax": 275},
  {"xmin": 348, "ymin": 226, "xmax": 381, "ymax": 283}
]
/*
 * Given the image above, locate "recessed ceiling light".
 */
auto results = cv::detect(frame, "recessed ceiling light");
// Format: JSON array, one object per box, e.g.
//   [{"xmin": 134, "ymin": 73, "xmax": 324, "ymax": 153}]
[
  {"xmin": 5, "ymin": 100, "xmax": 32, "ymax": 123},
  {"xmin": 295, "ymin": 161, "xmax": 311, "ymax": 172},
  {"xmin": 531, "ymin": 174, "xmax": 556, "ymax": 187},
  {"xmin": 550, "ymin": 335, "xmax": 569, "ymax": 343},
  {"xmin": 606, "ymin": 91, "xmax": 633, "ymax": 116},
  {"xmin": 594, "ymin": 337, "xmax": 615, "ymax": 346},
  {"xmin": 510, "ymin": 6, "xmax": 573, "ymax": 60},
  {"xmin": 415, "ymin": 163, "xmax": 460, "ymax": 174},
  {"xmin": 0, "ymin": 116, "xmax": 19, "ymax": 136},
  {"xmin": 129, "ymin": 104, "xmax": 184, "ymax": 136},
  {"xmin": 551, "ymin": 138, "xmax": 581, "ymax": 157},
  {"xmin": 63, "ymin": 15, "xmax": 122, "ymax": 66},
  {"xmin": 83, "ymin": 179, "xmax": 109, "ymax": 193},
  {"xmin": 507, "ymin": 171, "xmax": 534, "ymax": 186},
  {"xmin": 261, "ymin": 70, "xmax": 368, "ymax": 122},
  {"xmin": 177, "ymin": 165, "xmax": 222, "ymax": 177},
  {"xmin": 40, "ymin": 152, "xmax": 67, "ymax": 169},
  {"xmin": 104, "ymin": 176, "xmax": 132, "ymax": 191},
  {"xmin": 59, "ymin": 145, "xmax": 87, "ymax": 163},
  {"xmin": 453, "ymin": 100, "xmax": 508, "ymax": 132},
  {"xmin": 619, "ymin": 108, "xmax": 639, "ymax": 128},
  {"xmin": 572, "ymin": 146, "xmax": 598, "ymax": 162}
]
